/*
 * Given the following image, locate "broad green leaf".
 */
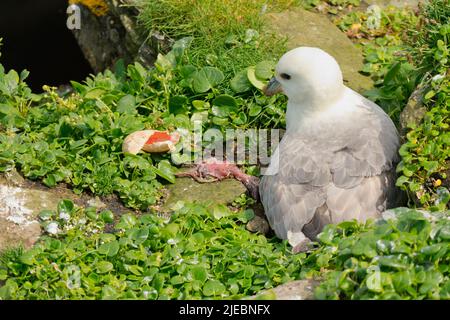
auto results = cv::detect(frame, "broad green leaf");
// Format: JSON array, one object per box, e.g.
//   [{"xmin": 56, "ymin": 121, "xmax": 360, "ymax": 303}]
[
  {"xmin": 3, "ymin": 70, "xmax": 19, "ymax": 95},
  {"xmin": 213, "ymin": 94, "xmax": 238, "ymax": 108},
  {"xmin": 169, "ymin": 95, "xmax": 189, "ymax": 115},
  {"xmin": 154, "ymin": 160, "xmax": 176, "ymax": 183},
  {"xmin": 230, "ymin": 70, "xmax": 252, "ymax": 93},
  {"xmin": 191, "ymin": 67, "xmax": 224, "ymax": 93},
  {"xmin": 98, "ymin": 240, "xmax": 120, "ymax": 257},
  {"xmin": 213, "ymin": 204, "xmax": 230, "ymax": 220},
  {"xmin": 58, "ymin": 199, "xmax": 74, "ymax": 214},
  {"xmin": 192, "ymin": 100, "xmax": 209, "ymax": 110},
  {"xmin": 247, "ymin": 66, "xmax": 266, "ymax": 90},
  {"xmin": 124, "ymin": 264, "xmax": 143, "ymax": 276},
  {"xmin": 130, "ymin": 227, "xmax": 149, "ymax": 244},
  {"xmin": 116, "ymin": 214, "xmax": 138, "ymax": 230},
  {"xmin": 366, "ymin": 271, "xmax": 383, "ymax": 292},
  {"xmin": 238, "ymin": 209, "xmax": 255, "ymax": 223},
  {"xmin": 43, "ymin": 174, "xmax": 57, "ymax": 187},
  {"xmin": 191, "ymin": 266, "xmax": 208, "ymax": 283},
  {"xmin": 255, "ymin": 60, "xmax": 275, "ymax": 80},
  {"xmin": 39, "ymin": 209, "xmax": 55, "ymax": 221},
  {"xmin": 19, "ymin": 252, "xmax": 35, "ymax": 266},
  {"xmin": 96, "ymin": 261, "xmax": 114, "ymax": 273},
  {"xmin": 232, "ymin": 112, "xmax": 247, "ymax": 125},
  {"xmin": 85, "ymin": 88, "xmax": 105, "ymax": 99},
  {"xmin": 203, "ymin": 279, "xmax": 226, "ymax": 296},
  {"xmin": 114, "ymin": 59, "xmax": 126, "ymax": 79},
  {"xmin": 211, "ymin": 105, "xmax": 230, "ymax": 118},
  {"xmin": 170, "ymin": 275, "xmax": 185, "ymax": 285},
  {"xmin": 202, "ymin": 66, "xmax": 225, "ymax": 87},
  {"xmin": 249, "ymin": 104, "xmax": 262, "ymax": 117},
  {"xmin": 117, "ymin": 95, "xmax": 136, "ymax": 114},
  {"xmin": 100, "ymin": 210, "xmax": 114, "ymax": 223},
  {"xmin": 180, "ymin": 65, "xmax": 197, "ymax": 78}
]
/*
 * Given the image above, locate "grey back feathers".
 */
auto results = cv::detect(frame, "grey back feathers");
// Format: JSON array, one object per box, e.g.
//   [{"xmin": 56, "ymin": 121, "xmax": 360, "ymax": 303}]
[{"xmin": 259, "ymin": 93, "xmax": 402, "ymax": 245}]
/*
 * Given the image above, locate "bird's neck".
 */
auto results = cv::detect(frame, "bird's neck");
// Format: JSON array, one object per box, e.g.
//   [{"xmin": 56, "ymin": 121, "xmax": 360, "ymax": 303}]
[{"xmin": 285, "ymin": 87, "xmax": 355, "ymax": 134}]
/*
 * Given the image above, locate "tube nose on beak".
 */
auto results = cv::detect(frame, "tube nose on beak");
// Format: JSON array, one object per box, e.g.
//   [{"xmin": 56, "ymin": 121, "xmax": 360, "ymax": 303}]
[{"xmin": 263, "ymin": 77, "xmax": 283, "ymax": 96}]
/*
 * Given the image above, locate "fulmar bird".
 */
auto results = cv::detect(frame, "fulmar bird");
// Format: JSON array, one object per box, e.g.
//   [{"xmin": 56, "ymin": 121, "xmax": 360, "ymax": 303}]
[{"xmin": 260, "ymin": 47, "xmax": 402, "ymax": 252}]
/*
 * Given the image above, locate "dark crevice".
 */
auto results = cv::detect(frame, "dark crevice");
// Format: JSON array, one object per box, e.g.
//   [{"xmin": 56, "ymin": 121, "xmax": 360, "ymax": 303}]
[{"xmin": 0, "ymin": 0, "xmax": 93, "ymax": 92}]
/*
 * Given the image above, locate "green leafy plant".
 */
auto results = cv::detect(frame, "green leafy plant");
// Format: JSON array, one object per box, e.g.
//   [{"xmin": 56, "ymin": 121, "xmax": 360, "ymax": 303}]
[
  {"xmin": 396, "ymin": 77, "xmax": 449, "ymax": 210},
  {"xmin": 0, "ymin": 38, "xmax": 286, "ymax": 210},
  {"xmin": 312, "ymin": 208, "xmax": 450, "ymax": 300},
  {"xmin": 335, "ymin": 0, "xmax": 449, "ymax": 209},
  {"xmin": 1, "ymin": 202, "xmax": 448, "ymax": 300},
  {"xmin": 0, "ymin": 200, "xmax": 302, "ymax": 299}
]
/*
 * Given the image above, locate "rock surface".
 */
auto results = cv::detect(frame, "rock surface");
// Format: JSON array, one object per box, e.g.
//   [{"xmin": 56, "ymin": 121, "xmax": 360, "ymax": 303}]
[
  {"xmin": 265, "ymin": 8, "xmax": 373, "ymax": 92},
  {"xmin": 70, "ymin": 0, "xmax": 172, "ymax": 72},
  {"xmin": 0, "ymin": 174, "xmax": 61, "ymax": 251},
  {"xmin": 399, "ymin": 84, "xmax": 427, "ymax": 136},
  {"xmin": 246, "ymin": 215, "xmax": 270, "ymax": 235},
  {"xmin": 363, "ymin": 0, "xmax": 420, "ymax": 8},
  {"xmin": 250, "ymin": 279, "xmax": 319, "ymax": 300},
  {"xmin": 0, "ymin": 170, "xmax": 129, "ymax": 252},
  {"xmin": 163, "ymin": 177, "xmax": 247, "ymax": 210}
]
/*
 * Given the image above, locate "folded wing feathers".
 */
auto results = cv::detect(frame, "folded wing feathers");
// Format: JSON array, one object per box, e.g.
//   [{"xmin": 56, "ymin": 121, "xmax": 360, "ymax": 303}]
[{"xmin": 260, "ymin": 99, "xmax": 401, "ymax": 240}]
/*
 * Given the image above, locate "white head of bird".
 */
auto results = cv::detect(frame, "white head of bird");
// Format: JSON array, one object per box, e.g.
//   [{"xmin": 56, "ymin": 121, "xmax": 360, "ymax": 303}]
[{"xmin": 264, "ymin": 47, "xmax": 350, "ymax": 132}]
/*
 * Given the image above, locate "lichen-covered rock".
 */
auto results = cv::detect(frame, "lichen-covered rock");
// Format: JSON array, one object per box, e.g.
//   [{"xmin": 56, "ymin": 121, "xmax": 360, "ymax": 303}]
[
  {"xmin": 399, "ymin": 84, "xmax": 427, "ymax": 136},
  {"xmin": 265, "ymin": 8, "xmax": 373, "ymax": 93},
  {"xmin": 246, "ymin": 215, "xmax": 270, "ymax": 235},
  {"xmin": 69, "ymin": 0, "xmax": 173, "ymax": 72},
  {"xmin": 363, "ymin": 0, "xmax": 420, "ymax": 8},
  {"xmin": 249, "ymin": 279, "xmax": 319, "ymax": 300},
  {"xmin": 0, "ymin": 171, "xmax": 128, "ymax": 251},
  {"xmin": 163, "ymin": 177, "xmax": 246, "ymax": 210},
  {"xmin": 0, "ymin": 179, "xmax": 62, "ymax": 251}
]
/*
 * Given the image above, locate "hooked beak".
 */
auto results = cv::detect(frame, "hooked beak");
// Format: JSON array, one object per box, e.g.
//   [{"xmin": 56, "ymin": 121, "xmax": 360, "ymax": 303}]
[{"xmin": 263, "ymin": 77, "xmax": 282, "ymax": 96}]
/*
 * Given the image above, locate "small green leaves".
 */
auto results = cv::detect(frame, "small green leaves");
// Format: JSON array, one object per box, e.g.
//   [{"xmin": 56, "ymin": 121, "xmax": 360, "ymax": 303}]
[
  {"xmin": 2, "ymin": 200, "xmax": 450, "ymax": 300},
  {"xmin": 396, "ymin": 105, "xmax": 449, "ymax": 209}
]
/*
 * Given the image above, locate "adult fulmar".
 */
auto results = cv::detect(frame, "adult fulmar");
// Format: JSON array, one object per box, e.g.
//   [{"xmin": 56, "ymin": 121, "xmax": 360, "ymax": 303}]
[{"xmin": 260, "ymin": 47, "xmax": 402, "ymax": 252}]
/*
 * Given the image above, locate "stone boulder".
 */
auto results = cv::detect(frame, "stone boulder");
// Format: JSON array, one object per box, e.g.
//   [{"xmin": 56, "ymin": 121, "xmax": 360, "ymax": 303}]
[
  {"xmin": 249, "ymin": 279, "xmax": 319, "ymax": 300},
  {"xmin": 264, "ymin": 8, "xmax": 373, "ymax": 93},
  {"xmin": 363, "ymin": 0, "xmax": 420, "ymax": 8},
  {"xmin": 0, "ymin": 170, "xmax": 128, "ymax": 252},
  {"xmin": 69, "ymin": 0, "xmax": 173, "ymax": 73},
  {"xmin": 0, "ymin": 174, "xmax": 61, "ymax": 251},
  {"xmin": 399, "ymin": 84, "xmax": 427, "ymax": 137},
  {"xmin": 162, "ymin": 177, "xmax": 247, "ymax": 210}
]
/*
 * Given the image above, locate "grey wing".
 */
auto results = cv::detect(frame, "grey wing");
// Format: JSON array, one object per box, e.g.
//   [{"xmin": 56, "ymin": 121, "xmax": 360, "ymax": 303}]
[
  {"xmin": 324, "ymin": 99, "xmax": 402, "ymax": 225},
  {"xmin": 260, "ymin": 98, "xmax": 401, "ymax": 243}
]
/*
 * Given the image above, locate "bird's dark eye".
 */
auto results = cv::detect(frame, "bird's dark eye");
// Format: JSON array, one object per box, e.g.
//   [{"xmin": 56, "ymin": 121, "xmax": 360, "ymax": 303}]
[{"xmin": 280, "ymin": 73, "xmax": 291, "ymax": 80}]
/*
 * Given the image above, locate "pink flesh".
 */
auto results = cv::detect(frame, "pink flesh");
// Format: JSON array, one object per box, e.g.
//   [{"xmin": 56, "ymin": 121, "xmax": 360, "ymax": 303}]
[{"xmin": 146, "ymin": 132, "xmax": 172, "ymax": 144}]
